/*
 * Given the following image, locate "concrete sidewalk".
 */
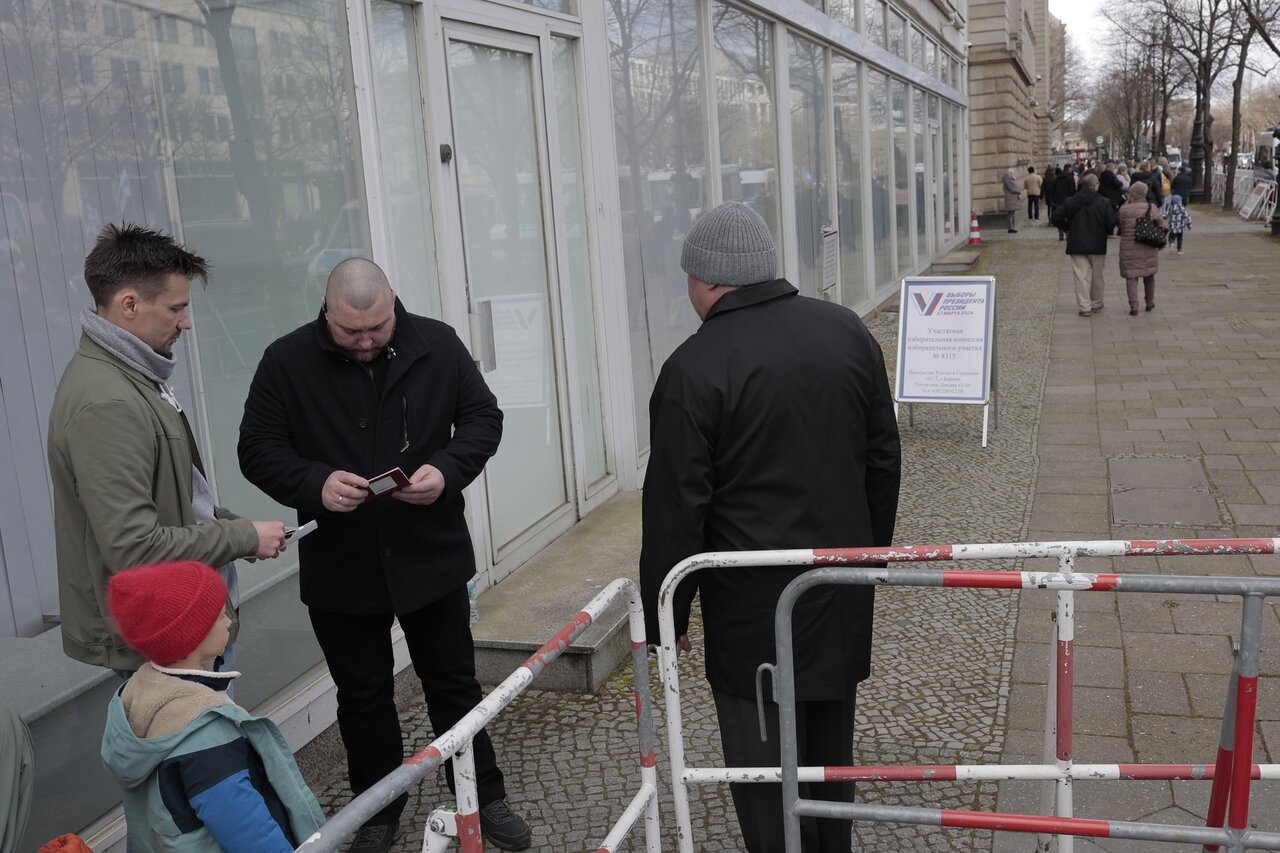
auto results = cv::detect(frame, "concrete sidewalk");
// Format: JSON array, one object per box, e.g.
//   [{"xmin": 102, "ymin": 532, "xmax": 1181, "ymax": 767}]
[{"xmin": 304, "ymin": 208, "xmax": 1280, "ymax": 851}]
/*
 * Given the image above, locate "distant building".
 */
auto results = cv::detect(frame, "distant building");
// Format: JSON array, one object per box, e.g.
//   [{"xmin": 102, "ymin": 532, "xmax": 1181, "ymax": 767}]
[{"xmin": 968, "ymin": 0, "xmax": 1056, "ymax": 212}]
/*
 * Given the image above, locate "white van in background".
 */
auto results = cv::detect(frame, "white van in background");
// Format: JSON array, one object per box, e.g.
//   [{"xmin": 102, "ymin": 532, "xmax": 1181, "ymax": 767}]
[{"xmin": 1166, "ymin": 146, "xmax": 1183, "ymax": 171}]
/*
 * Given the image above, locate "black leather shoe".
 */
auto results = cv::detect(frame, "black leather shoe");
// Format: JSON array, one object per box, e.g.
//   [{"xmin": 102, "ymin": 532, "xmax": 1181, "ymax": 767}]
[
  {"xmin": 1129, "ymin": 308, "xmax": 1138, "ymax": 316},
  {"xmin": 480, "ymin": 799, "xmax": 532, "ymax": 850},
  {"xmin": 1146, "ymin": 304, "xmax": 1155, "ymax": 312},
  {"xmin": 348, "ymin": 819, "xmax": 401, "ymax": 853}
]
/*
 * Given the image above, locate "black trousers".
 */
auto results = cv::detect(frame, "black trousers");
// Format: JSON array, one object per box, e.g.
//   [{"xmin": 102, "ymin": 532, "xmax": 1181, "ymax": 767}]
[
  {"xmin": 1027, "ymin": 195, "xmax": 1040, "ymax": 219},
  {"xmin": 714, "ymin": 689, "xmax": 856, "ymax": 853},
  {"xmin": 310, "ymin": 587, "xmax": 505, "ymax": 825}
]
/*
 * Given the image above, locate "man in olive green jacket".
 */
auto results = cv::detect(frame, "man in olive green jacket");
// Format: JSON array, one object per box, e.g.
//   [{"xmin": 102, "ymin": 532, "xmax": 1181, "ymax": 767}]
[{"xmin": 47, "ymin": 224, "xmax": 288, "ymax": 672}]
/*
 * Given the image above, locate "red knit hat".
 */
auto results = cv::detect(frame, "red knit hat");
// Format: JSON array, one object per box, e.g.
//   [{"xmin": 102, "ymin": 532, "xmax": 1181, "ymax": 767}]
[{"xmin": 107, "ymin": 562, "xmax": 228, "ymax": 665}]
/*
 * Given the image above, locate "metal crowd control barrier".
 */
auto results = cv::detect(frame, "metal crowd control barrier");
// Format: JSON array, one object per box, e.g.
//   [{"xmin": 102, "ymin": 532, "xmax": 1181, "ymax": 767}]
[
  {"xmin": 656, "ymin": 538, "xmax": 1280, "ymax": 853},
  {"xmin": 296, "ymin": 579, "xmax": 660, "ymax": 853}
]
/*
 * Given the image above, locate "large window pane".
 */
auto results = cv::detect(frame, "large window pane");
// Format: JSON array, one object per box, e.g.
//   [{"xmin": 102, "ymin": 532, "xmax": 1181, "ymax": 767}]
[
  {"xmin": 865, "ymin": 0, "xmax": 886, "ymax": 46},
  {"xmin": 172, "ymin": 2, "xmax": 371, "ymax": 596},
  {"xmin": 788, "ymin": 34, "xmax": 829, "ymax": 297},
  {"xmin": 607, "ymin": 0, "xmax": 707, "ymax": 451},
  {"xmin": 909, "ymin": 26, "xmax": 923, "ymax": 69},
  {"xmin": 712, "ymin": 2, "xmax": 781, "ymax": 256},
  {"xmin": 888, "ymin": 11, "xmax": 906, "ymax": 59},
  {"xmin": 913, "ymin": 88, "xmax": 926, "ymax": 254},
  {"xmin": 552, "ymin": 37, "xmax": 609, "ymax": 487},
  {"xmin": 832, "ymin": 55, "xmax": 865, "ymax": 309},
  {"xmin": 369, "ymin": 0, "xmax": 442, "ymax": 319},
  {"xmin": 828, "ymin": 0, "xmax": 858, "ymax": 29},
  {"xmin": 892, "ymin": 79, "xmax": 910, "ymax": 276},
  {"xmin": 942, "ymin": 101, "xmax": 954, "ymax": 242},
  {"xmin": 868, "ymin": 69, "xmax": 894, "ymax": 289}
]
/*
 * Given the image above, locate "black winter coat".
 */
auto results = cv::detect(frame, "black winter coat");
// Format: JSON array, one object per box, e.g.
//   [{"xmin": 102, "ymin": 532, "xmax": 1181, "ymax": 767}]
[
  {"xmin": 1052, "ymin": 188, "xmax": 1117, "ymax": 255},
  {"xmin": 1049, "ymin": 173, "xmax": 1077, "ymax": 207},
  {"xmin": 639, "ymin": 280, "xmax": 901, "ymax": 701},
  {"xmin": 1171, "ymin": 171, "xmax": 1191, "ymax": 199},
  {"xmin": 1098, "ymin": 169, "xmax": 1125, "ymax": 207},
  {"xmin": 238, "ymin": 299, "xmax": 502, "ymax": 615}
]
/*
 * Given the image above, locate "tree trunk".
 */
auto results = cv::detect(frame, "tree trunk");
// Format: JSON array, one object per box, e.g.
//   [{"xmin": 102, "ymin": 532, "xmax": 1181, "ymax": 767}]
[{"xmin": 1223, "ymin": 28, "xmax": 1254, "ymax": 210}]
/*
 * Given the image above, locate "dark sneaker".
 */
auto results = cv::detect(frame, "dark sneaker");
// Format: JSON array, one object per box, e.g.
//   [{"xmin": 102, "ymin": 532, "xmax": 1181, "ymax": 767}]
[
  {"xmin": 348, "ymin": 818, "xmax": 401, "ymax": 853},
  {"xmin": 479, "ymin": 799, "xmax": 532, "ymax": 850}
]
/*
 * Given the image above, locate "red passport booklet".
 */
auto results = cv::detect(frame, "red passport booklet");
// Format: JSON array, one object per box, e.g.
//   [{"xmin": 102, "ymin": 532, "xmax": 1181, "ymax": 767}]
[{"xmin": 365, "ymin": 467, "xmax": 411, "ymax": 500}]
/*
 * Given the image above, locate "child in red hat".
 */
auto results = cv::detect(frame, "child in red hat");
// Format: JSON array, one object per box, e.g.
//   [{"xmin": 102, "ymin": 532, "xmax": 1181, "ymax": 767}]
[{"xmin": 100, "ymin": 562, "xmax": 323, "ymax": 851}]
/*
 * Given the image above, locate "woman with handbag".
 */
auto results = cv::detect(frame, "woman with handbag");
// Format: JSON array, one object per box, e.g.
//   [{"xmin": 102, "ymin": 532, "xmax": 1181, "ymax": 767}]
[{"xmin": 1117, "ymin": 180, "xmax": 1167, "ymax": 315}]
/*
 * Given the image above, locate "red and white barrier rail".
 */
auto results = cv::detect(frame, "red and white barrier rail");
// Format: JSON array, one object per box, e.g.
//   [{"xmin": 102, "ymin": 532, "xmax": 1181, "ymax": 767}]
[
  {"xmin": 656, "ymin": 537, "xmax": 1280, "ymax": 853},
  {"xmin": 296, "ymin": 579, "xmax": 660, "ymax": 853}
]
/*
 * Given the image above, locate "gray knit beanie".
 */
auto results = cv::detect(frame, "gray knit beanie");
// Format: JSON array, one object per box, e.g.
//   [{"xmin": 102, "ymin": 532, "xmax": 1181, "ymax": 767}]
[{"xmin": 680, "ymin": 202, "xmax": 777, "ymax": 287}]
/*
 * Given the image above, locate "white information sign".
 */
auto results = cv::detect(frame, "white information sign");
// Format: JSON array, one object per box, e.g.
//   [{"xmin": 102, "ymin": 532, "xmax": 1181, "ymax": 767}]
[
  {"xmin": 1239, "ymin": 182, "xmax": 1270, "ymax": 220},
  {"xmin": 484, "ymin": 294, "xmax": 550, "ymax": 408},
  {"xmin": 820, "ymin": 227, "xmax": 839, "ymax": 292},
  {"xmin": 895, "ymin": 276, "xmax": 996, "ymax": 405}
]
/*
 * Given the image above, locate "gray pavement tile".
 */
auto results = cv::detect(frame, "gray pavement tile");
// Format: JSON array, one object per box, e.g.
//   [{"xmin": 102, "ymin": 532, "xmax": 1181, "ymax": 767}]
[
  {"xmin": 1124, "ymin": 632, "xmax": 1235, "ymax": 675},
  {"xmin": 1111, "ymin": 487, "xmax": 1222, "ymax": 527},
  {"xmin": 1029, "ymin": 494, "xmax": 1111, "ymax": 533},
  {"xmin": 1203, "ymin": 455, "xmax": 1244, "ymax": 469},
  {"xmin": 1184, "ymin": 673, "xmax": 1280, "ymax": 722},
  {"xmin": 1128, "ymin": 671, "xmax": 1190, "ymax": 717},
  {"xmin": 1132, "ymin": 715, "xmax": 1224, "ymax": 764},
  {"xmin": 1170, "ymin": 600, "xmax": 1280, "ymax": 639},
  {"xmin": 1036, "ymin": 476, "xmax": 1110, "ymax": 495},
  {"xmin": 1229, "ymin": 504, "xmax": 1280, "ymax": 525}
]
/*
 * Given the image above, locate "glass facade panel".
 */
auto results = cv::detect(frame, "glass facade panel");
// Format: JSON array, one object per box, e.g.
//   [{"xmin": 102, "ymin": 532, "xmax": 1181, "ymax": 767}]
[
  {"xmin": 926, "ymin": 38, "xmax": 937, "ymax": 78},
  {"xmin": 788, "ymin": 33, "xmax": 830, "ymax": 297},
  {"xmin": 828, "ymin": 0, "xmax": 858, "ymax": 30},
  {"xmin": 712, "ymin": 2, "xmax": 781, "ymax": 258},
  {"xmin": 887, "ymin": 11, "xmax": 906, "ymax": 59},
  {"xmin": 517, "ymin": 0, "xmax": 574, "ymax": 12},
  {"xmin": 913, "ymin": 88, "xmax": 926, "ymax": 252},
  {"xmin": 940, "ymin": 51, "xmax": 950, "ymax": 86},
  {"xmin": 448, "ymin": 39, "xmax": 569, "ymax": 550},
  {"xmin": 831, "ymin": 54, "xmax": 865, "ymax": 309},
  {"xmin": 867, "ymin": 69, "xmax": 894, "ymax": 289},
  {"xmin": 606, "ymin": 0, "xmax": 707, "ymax": 451},
  {"xmin": 951, "ymin": 102, "xmax": 963, "ymax": 237},
  {"xmin": 552, "ymin": 37, "xmax": 609, "ymax": 488},
  {"xmin": 909, "ymin": 27, "xmax": 923, "ymax": 69},
  {"xmin": 864, "ymin": 0, "xmax": 885, "ymax": 46},
  {"xmin": 942, "ymin": 101, "xmax": 954, "ymax": 242},
  {"xmin": 369, "ymin": 0, "xmax": 442, "ymax": 319},
  {"xmin": 172, "ymin": 1, "xmax": 371, "ymax": 598},
  {"xmin": 3, "ymin": 0, "xmax": 369, "ymax": 844},
  {"xmin": 891, "ymin": 79, "xmax": 910, "ymax": 276}
]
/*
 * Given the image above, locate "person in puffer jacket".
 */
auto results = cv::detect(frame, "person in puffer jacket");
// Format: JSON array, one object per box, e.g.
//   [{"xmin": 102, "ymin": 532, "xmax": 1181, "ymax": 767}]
[{"xmin": 100, "ymin": 562, "xmax": 324, "ymax": 851}]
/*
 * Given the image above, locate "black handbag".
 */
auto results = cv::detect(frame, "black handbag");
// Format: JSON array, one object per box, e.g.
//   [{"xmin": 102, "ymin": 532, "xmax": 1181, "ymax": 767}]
[{"xmin": 1134, "ymin": 203, "xmax": 1168, "ymax": 249}]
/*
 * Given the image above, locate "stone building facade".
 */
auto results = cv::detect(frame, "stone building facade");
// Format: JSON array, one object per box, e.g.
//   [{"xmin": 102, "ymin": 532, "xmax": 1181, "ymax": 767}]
[{"xmin": 967, "ymin": 0, "xmax": 1062, "ymax": 213}]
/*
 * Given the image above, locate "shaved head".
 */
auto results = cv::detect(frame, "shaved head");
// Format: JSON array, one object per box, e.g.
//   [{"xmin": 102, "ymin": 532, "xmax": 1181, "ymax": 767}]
[{"xmin": 326, "ymin": 257, "xmax": 391, "ymax": 311}]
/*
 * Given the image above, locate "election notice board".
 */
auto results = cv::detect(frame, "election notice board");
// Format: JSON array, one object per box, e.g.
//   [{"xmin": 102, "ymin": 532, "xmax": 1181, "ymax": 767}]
[{"xmin": 895, "ymin": 276, "xmax": 996, "ymax": 405}]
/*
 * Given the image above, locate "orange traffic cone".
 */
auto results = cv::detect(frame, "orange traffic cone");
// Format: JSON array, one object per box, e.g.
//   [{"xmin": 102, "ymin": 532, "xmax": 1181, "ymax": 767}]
[{"xmin": 967, "ymin": 211, "xmax": 982, "ymax": 246}]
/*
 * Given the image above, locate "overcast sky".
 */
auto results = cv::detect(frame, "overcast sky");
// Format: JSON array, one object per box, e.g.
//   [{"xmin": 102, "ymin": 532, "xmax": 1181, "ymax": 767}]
[{"xmin": 1048, "ymin": 0, "xmax": 1106, "ymax": 68}]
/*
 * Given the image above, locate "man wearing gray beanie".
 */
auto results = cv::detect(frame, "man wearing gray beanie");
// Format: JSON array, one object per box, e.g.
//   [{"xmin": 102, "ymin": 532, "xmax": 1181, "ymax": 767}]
[{"xmin": 640, "ymin": 202, "xmax": 901, "ymax": 852}]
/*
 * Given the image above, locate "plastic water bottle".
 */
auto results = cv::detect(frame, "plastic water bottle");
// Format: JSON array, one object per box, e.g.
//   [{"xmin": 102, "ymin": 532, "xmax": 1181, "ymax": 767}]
[{"xmin": 467, "ymin": 579, "xmax": 479, "ymax": 626}]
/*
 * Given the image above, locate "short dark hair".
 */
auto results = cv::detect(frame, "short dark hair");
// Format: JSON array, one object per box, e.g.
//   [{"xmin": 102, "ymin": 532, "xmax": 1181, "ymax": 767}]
[
  {"xmin": 83, "ymin": 223, "xmax": 210, "ymax": 308},
  {"xmin": 1028, "ymin": 166, "xmax": 1035, "ymax": 173}
]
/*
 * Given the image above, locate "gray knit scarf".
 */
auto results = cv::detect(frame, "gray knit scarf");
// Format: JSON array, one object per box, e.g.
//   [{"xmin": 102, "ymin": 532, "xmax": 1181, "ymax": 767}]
[{"xmin": 79, "ymin": 310, "xmax": 239, "ymax": 609}]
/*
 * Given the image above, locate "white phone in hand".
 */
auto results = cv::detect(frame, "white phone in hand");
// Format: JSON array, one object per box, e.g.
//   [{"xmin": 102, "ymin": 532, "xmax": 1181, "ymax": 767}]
[{"xmin": 285, "ymin": 519, "xmax": 319, "ymax": 541}]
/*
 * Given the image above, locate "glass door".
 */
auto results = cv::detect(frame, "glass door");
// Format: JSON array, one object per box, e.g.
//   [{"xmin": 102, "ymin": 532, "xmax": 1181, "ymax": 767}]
[
  {"xmin": 929, "ymin": 123, "xmax": 943, "ymax": 254},
  {"xmin": 442, "ymin": 24, "xmax": 575, "ymax": 577}
]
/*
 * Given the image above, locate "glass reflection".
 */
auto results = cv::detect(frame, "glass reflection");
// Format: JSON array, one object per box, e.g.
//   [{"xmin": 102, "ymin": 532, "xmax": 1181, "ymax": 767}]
[
  {"xmin": 552, "ymin": 37, "xmax": 610, "ymax": 488},
  {"xmin": 712, "ymin": 2, "xmax": 781, "ymax": 260},
  {"xmin": 864, "ymin": 0, "xmax": 885, "ymax": 46},
  {"xmin": 606, "ymin": 0, "xmax": 707, "ymax": 452},
  {"xmin": 867, "ymin": 69, "xmax": 894, "ymax": 289},
  {"xmin": 914, "ymin": 88, "xmax": 927, "ymax": 250},
  {"xmin": 789, "ymin": 33, "xmax": 829, "ymax": 297},
  {"xmin": 832, "ymin": 55, "xmax": 865, "ymax": 308},
  {"xmin": 447, "ymin": 40, "xmax": 569, "ymax": 551},
  {"xmin": 892, "ymin": 80, "xmax": 910, "ymax": 276}
]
